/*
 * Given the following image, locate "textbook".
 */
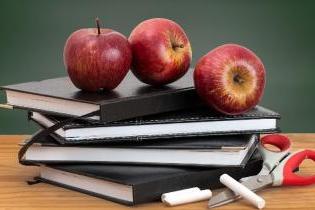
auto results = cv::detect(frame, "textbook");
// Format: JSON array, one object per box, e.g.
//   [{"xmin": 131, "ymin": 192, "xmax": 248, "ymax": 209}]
[
  {"xmin": 29, "ymin": 105, "xmax": 279, "ymax": 144},
  {"xmin": 21, "ymin": 134, "xmax": 258, "ymax": 167},
  {"xmin": 33, "ymin": 151, "xmax": 263, "ymax": 205},
  {"xmin": 1, "ymin": 70, "xmax": 199, "ymax": 122}
]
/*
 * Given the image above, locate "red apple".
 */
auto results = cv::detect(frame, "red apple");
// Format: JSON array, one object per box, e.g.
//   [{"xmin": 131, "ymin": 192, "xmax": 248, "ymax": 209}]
[
  {"xmin": 194, "ymin": 44, "xmax": 266, "ymax": 115},
  {"xmin": 129, "ymin": 18, "xmax": 192, "ymax": 86},
  {"xmin": 64, "ymin": 18, "xmax": 132, "ymax": 91}
]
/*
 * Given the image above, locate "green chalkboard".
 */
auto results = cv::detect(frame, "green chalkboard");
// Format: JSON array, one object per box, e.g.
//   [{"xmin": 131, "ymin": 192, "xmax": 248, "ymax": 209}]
[{"xmin": 0, "ymin": 0, "xmax": 314, "ymax": 134}]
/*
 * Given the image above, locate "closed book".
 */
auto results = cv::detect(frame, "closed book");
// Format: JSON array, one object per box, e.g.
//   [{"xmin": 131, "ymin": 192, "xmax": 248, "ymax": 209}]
[
  {"xmin": 29, "ymin": 105, "xmax": 279, "ymax": 144},
  {"xmin": 33, "ymin": 151, "xmax": 263, "ymax": 205},
  {"xmin": 21, "ymin": 134, "xmax": 258, "ymax": 167},
  {"xmin": 1, "ymin": 70, "xmax": 199, "ymax": 122}
]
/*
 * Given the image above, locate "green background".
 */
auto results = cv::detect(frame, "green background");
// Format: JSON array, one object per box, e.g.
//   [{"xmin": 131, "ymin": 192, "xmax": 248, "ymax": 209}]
[{"xmin": 0, "ymin": 0, "xmax": 314, "ymax": 134}]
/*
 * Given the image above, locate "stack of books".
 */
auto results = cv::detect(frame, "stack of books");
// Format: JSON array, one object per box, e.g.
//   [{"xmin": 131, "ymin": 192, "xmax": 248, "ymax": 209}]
[{"xmin": 1, "ymin": 70, "xmax": 280, "ymax": 205}]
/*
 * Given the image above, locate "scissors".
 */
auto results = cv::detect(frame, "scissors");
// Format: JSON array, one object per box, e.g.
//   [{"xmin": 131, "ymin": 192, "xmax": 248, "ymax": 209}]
[{"xmin": 209, "ymin": 134, "xmax": 315, "ymax": 208}]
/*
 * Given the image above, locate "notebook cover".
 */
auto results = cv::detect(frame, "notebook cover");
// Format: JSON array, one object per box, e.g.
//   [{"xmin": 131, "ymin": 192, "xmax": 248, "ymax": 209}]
[
  {"xmin": 1, "ymin": 69, "xmax": 200, "ymax": 122},
  {"xmin": 21, "ymin": 134, "xmax": 258, "ymax": 167},
  {"xmin": 28, "ymin": 131, "xmax": 255, "ymax": 149},
  {"xmin": 30, "ymin": 105, "xmax": 279, "ymax": 144},
  {"xmin": 34, "ymin": 151, "xmax": 263, "ymax": 205}
]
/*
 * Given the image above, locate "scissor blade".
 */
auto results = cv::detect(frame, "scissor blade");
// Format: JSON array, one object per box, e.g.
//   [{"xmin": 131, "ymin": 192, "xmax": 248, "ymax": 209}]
[
  {"xmin": 208, "ymin": 190, "xmax": 240, "ymax": 208},
  {"xmin": 241, "ymin": 175, "xmax": 273, "ymax": 191},
  {"xmin": 208, "ymin": 175, "xmax": 273, "ymax": 209}
]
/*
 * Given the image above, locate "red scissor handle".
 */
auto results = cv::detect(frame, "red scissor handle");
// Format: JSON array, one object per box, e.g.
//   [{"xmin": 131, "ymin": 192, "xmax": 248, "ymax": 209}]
[
  {"xmin": 261, "ymin": 134, "xmax": 291, "ymax": 152},
  {"xmin": 259, "ymin": 135, "xmax": 291, "ymax": 173},
  {"xmin": 272, "ymin": 149, "xmax": 315, "ymax": 186},
  {"xmin": 282, "ymin": 149, "xmax": 315, "ymax": 186}
]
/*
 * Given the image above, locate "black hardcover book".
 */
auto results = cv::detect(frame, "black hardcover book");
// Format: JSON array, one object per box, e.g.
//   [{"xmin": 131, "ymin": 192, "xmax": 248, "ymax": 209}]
[
  {"xmin": 29, "ymin": 105, "xmax": 279, "ymax": 144},
  {"xmin": 1, "ymin": 69, "xmax": 199, "ymax": 122},
  {"xmin": 21, "ymin": 134, "xmax": 258, "ymax": 167},
  {"xmin": 34, "ymin": 151, "xmax": 263, "ymax": 205}
]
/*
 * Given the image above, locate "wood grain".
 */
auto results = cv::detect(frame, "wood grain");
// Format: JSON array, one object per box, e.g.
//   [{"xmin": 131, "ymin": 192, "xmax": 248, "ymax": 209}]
[{"xmin": 0, "ymin": 134, "xmax": 314, "ymax": 210}]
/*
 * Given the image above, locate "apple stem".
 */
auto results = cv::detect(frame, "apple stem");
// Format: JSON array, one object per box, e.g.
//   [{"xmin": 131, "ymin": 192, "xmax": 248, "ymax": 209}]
[
  {"xmin": 172, "ymin": 43, "xmax": 184, "ymax": 51},
  {"xmin": 95, "ymin": 17, "xmax": 101, "ymax": 35}
]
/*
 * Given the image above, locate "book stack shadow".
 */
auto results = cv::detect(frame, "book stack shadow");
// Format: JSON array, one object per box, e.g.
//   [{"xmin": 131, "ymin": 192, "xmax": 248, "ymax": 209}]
[{"xmin": 1, "ymin": 70, "xmax": 280, "ymax": 205}]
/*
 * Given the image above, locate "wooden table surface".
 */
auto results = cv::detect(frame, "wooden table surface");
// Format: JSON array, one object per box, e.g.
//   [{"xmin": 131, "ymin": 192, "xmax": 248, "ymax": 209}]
[{"xmin": 0, "ymin": 134, "xmax": 314, "ymax": 210}]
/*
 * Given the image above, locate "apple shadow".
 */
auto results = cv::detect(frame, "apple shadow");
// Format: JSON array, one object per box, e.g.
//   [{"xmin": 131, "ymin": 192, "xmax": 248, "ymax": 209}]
[
  {"xmin": 71, "ymin": 89, "xmax": 121, "ymax": 101},
  {"xmin": 135, "ymin": 85, "xmax": 174, "ymax": 95}
]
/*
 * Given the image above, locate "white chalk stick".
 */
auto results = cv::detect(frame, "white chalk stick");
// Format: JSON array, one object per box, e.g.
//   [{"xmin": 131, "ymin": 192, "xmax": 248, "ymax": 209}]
[
  {"xmin": 220, "ymin": 174, "xmax": 265, "ymax": 209},
  {"xmin": 162, "ymin": 189, "xmax": 212, "ymax": 206},
  {"xmin": 161, "ymin": 187, "xmax": 200, "ymax": 202}
]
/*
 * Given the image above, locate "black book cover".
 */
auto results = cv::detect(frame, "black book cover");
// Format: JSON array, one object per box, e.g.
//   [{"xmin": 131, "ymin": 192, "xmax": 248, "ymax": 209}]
[
  {"xmin": 30, "ymin": 105, "xmax": 279, "ymax": 144},
  {"xmin": 34, "ymin": 151, "xmax": 263, "ymax": 205},
  {"xmin": 21, "ymin": 134, "xmax": 258, "ymax": 167},
  {"xmin": 29, "ymin": 133, "xmax": 254, "ymax": 149},
  {"xmin": 1, "ymin": 69, "xmax": 200, "ymax": 122}
]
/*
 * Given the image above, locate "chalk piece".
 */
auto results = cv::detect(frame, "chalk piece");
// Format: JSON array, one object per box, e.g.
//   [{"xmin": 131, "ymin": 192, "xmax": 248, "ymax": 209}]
[
  {"xmin": 220, "ymin": 174, "xmax": 265, "ymax": 209},
  {"xmin": 162, "ymin": 188, "xmax": 212, "ymax": 206},
  {"xmin": 161, "ymin": 187, "xmax": 200, "ymax": 202}
]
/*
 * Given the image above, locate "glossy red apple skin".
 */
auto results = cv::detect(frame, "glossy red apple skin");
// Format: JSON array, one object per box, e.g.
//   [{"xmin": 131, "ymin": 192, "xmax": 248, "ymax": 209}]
[
  {"xmin": 64, "ymin": 28, "xmax": 132, "ymax": 91},
  {"xmin": 194, "ymin": 44, "xmax": 266, "ymax": 115},
  {"xmin": 129, "ymin": 18, "xmax": 192, "ymax": 86}
]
